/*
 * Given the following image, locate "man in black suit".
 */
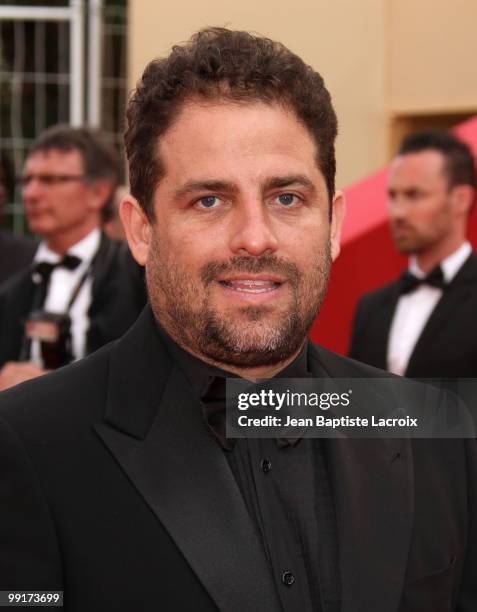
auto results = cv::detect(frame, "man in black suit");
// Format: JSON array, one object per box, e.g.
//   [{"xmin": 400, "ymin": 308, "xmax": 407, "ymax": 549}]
[
  {"xmin": 0, "ymin": 29, "xmax": 476, "ymax": 611},
  {"xmin": 350, "ymin": 131, "xmax": 477, "ymax": 377},
  {"xmin": 0, "ymin": 151, "xmax": 37, "ymax": 284},
  {"xmin": 0, "ymin": 126, "xmax": 145, "ymax": 390}
]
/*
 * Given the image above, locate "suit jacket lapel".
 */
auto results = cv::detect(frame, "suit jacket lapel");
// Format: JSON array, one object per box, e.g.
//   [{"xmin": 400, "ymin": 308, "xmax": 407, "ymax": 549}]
[
  {"xmin": 86, "ymin": 234, "xmax": 123, "ymax": 353},
  {"xmin": 309, "ymin": 345, "xmax": 414, "ymax": 612},
  {"xmin": 89, "ymin": 233, "xmax": 117, "ymax": 311},
  {"xmin": 406, "ymin": 253, "xmax": 477, "ymax": 375},
  {"xmin": 94, "ymin": 308, "xmax": 280, "ymax": 612},
  {"xmin": 373, "ymin": 284, "xmax": 401, "ymax": 370}
]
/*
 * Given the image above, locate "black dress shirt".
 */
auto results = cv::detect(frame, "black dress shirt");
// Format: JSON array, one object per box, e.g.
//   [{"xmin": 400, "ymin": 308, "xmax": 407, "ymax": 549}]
[{"xmin": 157, "ymin": 325, "xmax": 340, "ymax": 612}]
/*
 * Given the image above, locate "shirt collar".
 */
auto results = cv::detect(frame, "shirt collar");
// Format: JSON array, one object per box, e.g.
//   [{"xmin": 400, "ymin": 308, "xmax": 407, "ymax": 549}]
[
  {"xmin": 155, "ymin": 322, "xmax": 311, "ymax": 398},
  {"xmin": 33, "ymin": 227, "xmax": 101, "ymax": 266},
  {"xmin": 409, "ymin": 241, "xmax": 472, "ymax": 283},
  {"xmin": 156, "ymin": 324, "xmax": 311, "ymax": 450}
]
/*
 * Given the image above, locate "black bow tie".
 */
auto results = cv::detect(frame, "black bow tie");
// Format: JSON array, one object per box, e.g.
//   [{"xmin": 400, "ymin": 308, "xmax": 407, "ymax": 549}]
[
  {"xmin": 29, "ymin": 254, "xmax": 82, "ymax": 314},
  {"xmin": 399, "ymin": 266, "xmax": 447, "ymax": 294},
  {"xmin": 32, "ymin": 254, "xmax": 82, "ymax": 281},
  {"xmin": 202, "ymin": 376, "xmax": 303, "ymax": 451}
]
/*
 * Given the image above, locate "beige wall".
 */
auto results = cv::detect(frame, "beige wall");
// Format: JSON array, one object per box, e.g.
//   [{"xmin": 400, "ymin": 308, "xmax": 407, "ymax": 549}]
[
  {"xmin": 389, "ymin": 0, "xmax": 477, "ymax": 114},
  {"xmin": 128, "ymin": 0, "xmax": 388, "ymax": 190}
]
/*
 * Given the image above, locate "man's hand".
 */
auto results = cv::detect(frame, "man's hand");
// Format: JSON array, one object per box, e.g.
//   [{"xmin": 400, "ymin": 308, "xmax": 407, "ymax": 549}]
[{"xmin": 0, "ymin": 362, "xmax": 47, "ymax": 392}]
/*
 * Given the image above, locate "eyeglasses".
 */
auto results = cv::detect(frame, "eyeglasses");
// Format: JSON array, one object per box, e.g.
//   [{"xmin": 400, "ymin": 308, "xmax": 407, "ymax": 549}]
[{"xmin": 18, "ymin": 174, "xmax": 86, "ymax": 188}]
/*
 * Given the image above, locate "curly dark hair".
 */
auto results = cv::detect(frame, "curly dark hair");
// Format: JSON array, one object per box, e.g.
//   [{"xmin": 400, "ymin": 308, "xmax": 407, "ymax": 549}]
[{"xmin": 125, "ymin": 27, "xmax": 338, "ymax": 218}]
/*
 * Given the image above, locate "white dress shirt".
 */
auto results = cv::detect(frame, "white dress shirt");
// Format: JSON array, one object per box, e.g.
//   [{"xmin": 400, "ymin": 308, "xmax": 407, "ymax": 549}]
[
  {"xmin": 30, "ymin": 228, "xmax": 101, "ymax": 365},
  {"xmin": 387, "ymin": 241, "xmax": 472, "ymax": 376}
]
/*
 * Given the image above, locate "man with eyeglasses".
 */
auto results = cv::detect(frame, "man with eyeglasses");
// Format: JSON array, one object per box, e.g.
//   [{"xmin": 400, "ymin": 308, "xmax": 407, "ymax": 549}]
[{"xmin": 0, "ymin": 125, "xmax": 145, "ymax": 390}]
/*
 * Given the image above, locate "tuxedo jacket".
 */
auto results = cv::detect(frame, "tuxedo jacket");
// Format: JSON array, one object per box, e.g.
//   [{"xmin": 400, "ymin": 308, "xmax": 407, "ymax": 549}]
[
  {"xmin": 0, "ymin": 233, "xmax": 146, "ymax": 367},
  {"xmin": 349, "ymin": 252, "xmax": 477, "ymax": 377},
  {"xmin": 0, "ymin": 229, "xmax": 37, "ymax": 286},
  {"xmin": 0, "ymin": 306, "xmax": 476, "ymax": 612}
]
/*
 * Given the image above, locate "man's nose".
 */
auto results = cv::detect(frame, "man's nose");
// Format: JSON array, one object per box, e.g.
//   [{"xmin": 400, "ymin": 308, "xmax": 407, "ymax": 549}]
[
  {"xmin": 22, "ymin": 177, "xmax": 43, "ymax": 201},
  {"xmin": 229, "ymin": 201, "xmax": 279, "ymax": 256},
  {"xmin": 389, "ymin": 196, "xmax": 407, "ymax": 220}
]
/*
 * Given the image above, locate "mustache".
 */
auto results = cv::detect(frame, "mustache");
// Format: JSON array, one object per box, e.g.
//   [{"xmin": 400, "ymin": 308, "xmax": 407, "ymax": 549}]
[
  {"xmin": 391, "ymin": 220, "xmax": 415, "ymax": 230},
  {"xmin": 200, "ymin": 255, "xmax": 301, "ymax": 286}
]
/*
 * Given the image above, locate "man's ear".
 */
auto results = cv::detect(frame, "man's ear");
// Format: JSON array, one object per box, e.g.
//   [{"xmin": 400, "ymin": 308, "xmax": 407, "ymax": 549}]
[
  {"xmin": 120, "ymin": 194, "xmax": 151, "ymax": 266},
  {"xmin": 451, "ymin": 184, "xmax": 475, "ymax": 218},
  {"xmin": 330, "ymin": 190, "xmax": 346, "ymax": 261},
  {"xmin": 87, "ymin": 179, "xmax": 114, "ymax": 212}
]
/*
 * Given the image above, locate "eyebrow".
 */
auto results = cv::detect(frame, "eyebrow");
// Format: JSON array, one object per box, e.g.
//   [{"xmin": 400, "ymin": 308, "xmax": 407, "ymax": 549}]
[
  {"xmin": 388, "ymin": 186, "xmax": 426, "ymax": 196},
  {"xmin": 262, "ymin": 174, "xmax": 316, "ymax": 193},
  {"xmin": 174, "ymin": 174, "xmax": 316, "ymax": 200},
  {"xmin": 174, "ymin": 180, "xmax": 238, "ymax": 200}
]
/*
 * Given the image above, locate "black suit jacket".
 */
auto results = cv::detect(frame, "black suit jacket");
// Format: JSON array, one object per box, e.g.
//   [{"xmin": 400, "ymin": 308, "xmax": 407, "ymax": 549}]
[
  {"xmin": 0, "ymin": 229, "xmax": 37, "ymax": 286},
  {"xmin": 0, "ymin": 306, "xmax": 476, "ymax": 611},
  {"xmin": 0, "ymin": 233, "xmax": 146, "ymax": 367},
  {"xmin": 349, "ymin": 252, "xmax": 477, "ymax": 377}
]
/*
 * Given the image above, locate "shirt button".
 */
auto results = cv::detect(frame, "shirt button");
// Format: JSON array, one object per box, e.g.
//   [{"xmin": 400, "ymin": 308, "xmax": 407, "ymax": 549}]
[
  {"xmin": 282, "ymin": 571, "xmax": 295, "ymax": 586},
  {"xmin": 261, "ymin": 458, "xmax": 272, "ymax": 473}
]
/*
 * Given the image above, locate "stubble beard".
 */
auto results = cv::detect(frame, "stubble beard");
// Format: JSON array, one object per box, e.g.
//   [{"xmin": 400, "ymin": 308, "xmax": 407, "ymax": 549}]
[
  {"xmin": 146, "ymin": 236, "xmax": 331, "ymax": 369},
  {"xmin": 391, "ymin": 223, "xmax": 423, "ymax": 255},
  {"xmin": 393, "ymin": 233, "xmax": 437, "ymax": 256}
]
